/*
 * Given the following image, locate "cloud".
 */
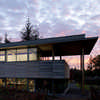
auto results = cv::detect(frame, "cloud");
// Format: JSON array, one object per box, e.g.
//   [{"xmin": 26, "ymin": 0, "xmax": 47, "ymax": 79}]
[{"xmin": 0, "ymin": 0, "xmax": 99, "ymax": 58}]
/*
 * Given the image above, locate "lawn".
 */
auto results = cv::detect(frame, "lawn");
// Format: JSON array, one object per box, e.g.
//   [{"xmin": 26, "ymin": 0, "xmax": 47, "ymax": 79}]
[{"xmin": 76, "ymin": 82, "xmax": 100, "ymax": 91}]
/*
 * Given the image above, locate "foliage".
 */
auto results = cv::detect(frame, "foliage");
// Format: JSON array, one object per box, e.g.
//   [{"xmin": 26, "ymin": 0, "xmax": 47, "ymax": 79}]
[
  {"xmin": 0, "ymin": 37, "xmax": 2, "ymax": 43},
  {"xmin": 70, "ymin": 68, "xmax": 82, "ymax": 81},
  {"xmin": 21, "ymin": 18, "xmax": 39, "ymax": 41},
  {"xmin": 88, "ymin": 55, "xmax": 100, "ymax": 70},
  {"xmin": 92, "ymin": 55, "xmax": 100, "ymax": 69},
  {"xmin": 4, "ymin": 33, "xmax": 10, "ymax": 43}
]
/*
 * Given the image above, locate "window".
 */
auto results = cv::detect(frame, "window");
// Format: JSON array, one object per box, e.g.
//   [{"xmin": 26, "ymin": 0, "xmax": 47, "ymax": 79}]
[
  {"xmin": 17, "ymin": 49, "xmax": 27, "ymax": 61},
  {"xmin": 5, "ymin": 48, "xmax": 37, "ymax": 62},
  {"xmin": 29, "ymin": 48, "xmax": 37, "ymax": 61},
  {"xmin": 7, "ymin": 50, "xmax": 16, "ymax": 62},
  {"xmin": 0, "ymin": 51, "xmax": 5, "ymax": 61}
]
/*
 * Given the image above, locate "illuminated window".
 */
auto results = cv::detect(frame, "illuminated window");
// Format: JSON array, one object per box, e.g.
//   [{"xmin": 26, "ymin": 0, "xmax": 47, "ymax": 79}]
[
  {"xmin": 29, "ymin": 48, "xmax": 37, "ymax": 61},
  {"xmin": 7, "ymin": 50, "xmax": 16, "ymax": 62},
  {"xmin": 0, "ymin": 51, "xmax": 5, "ymax": 61},
  {"xmin": 29, "ymin": 80, "xmax": 35, "ymax": 92},
  {"xmin": 17, "ymin": 49, "xmax": 27, "ymax": 61}
]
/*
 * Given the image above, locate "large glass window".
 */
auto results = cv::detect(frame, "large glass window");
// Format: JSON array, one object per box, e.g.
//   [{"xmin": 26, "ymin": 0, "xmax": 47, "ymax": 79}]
[
  {"xmin": 17, "ymin": 49, "xmax": 27, "ymax": 61},
  {"xmin": 6, "ymin": 48, "xmax": 37, "ymax": 62},
  {"xmin": 29, "ymin": 48, "xmax": 37, "ymax": 61},
  {"xmin": 7, "ymin": 49, "xmax": 16, "ymax": 62},
  {"xmin": 0, "ymin": 51, "xmax": 5, "ymax": 61}
]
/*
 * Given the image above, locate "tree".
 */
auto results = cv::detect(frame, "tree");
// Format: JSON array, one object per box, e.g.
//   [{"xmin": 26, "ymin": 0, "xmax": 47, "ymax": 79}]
[
  {"xmin": 21, "ymin": 18, "xmax": 39, "ymax": 41},
  {"xmin": 88, "ymin": 55, "xmax": 100, "ymax": 70},
  {"xmin": 87, "ymin": 55, "xmax": 93, "ymax": 71},
  {"xmin": 0, "ymin": 36, "xmax": 2, "ymax": 43},
  {"xmin": 4, "ymin": 33, "xmax": 10, "ymax": 43}
]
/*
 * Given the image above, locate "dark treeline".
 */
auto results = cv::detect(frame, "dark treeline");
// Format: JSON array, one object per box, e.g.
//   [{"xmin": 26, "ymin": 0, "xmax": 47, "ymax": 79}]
[
  {"xmin": 0, "ymin": 17, "xmax": 39, "ymax": 43},
  {"xmin": 70, "ymin": 68, "xmax": 100, "ymax": 85}
]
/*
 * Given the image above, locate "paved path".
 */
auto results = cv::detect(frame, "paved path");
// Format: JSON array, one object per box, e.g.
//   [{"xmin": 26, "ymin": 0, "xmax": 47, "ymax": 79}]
[{"xmin": 53, "ymin": 81, "xmax": 89, "ymax": 100}]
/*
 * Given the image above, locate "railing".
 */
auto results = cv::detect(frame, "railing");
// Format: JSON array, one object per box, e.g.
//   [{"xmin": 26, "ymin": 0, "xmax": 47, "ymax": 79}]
[{"xmin": 0, "ymin": 60, "xmax": 69, "ymax": 79}]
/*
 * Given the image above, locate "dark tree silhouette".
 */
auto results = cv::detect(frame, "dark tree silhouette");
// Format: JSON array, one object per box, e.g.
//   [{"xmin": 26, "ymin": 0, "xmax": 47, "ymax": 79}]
[
  {"xmin": 0, "ymin": 36, "xmax": 2, "ymax": 43},
  {"xmin": 88, "ymin": 55, "xmax": 100, "ymax": 70},
  {"xmin": 21, "ymin": 18, "xmax": 39, "ymax": 41},
  {"xmin": 87, "ymin": 55, "xmax": 93, "ymax": 71},
  {"xmin": 5, "ymin": 33, "xmax": 10, "ymax": 43}
]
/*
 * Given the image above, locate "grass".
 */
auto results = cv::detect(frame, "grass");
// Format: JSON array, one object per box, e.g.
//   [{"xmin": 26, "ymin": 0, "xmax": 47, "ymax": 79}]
[{"xmin": 76, "ymin": 82, "xmax": 100, "ymax": 91}]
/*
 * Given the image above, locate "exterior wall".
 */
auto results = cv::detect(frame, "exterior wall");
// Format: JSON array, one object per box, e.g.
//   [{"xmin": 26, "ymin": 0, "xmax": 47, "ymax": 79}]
[{"xmin": 0, "ymin": 60, "xmax": 69, "ymax": 79}]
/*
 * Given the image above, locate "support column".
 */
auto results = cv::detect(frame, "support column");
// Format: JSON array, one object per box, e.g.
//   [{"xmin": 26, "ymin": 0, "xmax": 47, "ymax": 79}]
[
  {"xmin": 5, "ymin": 49, "xmax": 7, "ymax": 62},
  {"xmin": 80, "ymin": 48, "xmax": 85, "ymax": 94},
  {"xmin": 52, "ymin": 80, "xmax": 54, "ymax": 94},
  {"xmin": 52, "ymin": 46, "xmax": 55, "ymax": 60},
  {"xmin": 34, "ymin": 80, "xmax": 36, "ymax": 92},
  {"xmin": 27, "ymin": 79, "xmax": 29, "ymax": 91},
  {"xmin": 60, "ymin": 56, "xmax": 62, "ymax": 60},
  {"xmin": 15, "ymin": 78, "xmax": 17, "ymax": 89},
  {"xmin": 27, "ymin": 47, "xmax": 29, "ymax": 61},
  {"xmin": 37, "ymin": 47, "xmax": 40, "ymax": 61},
  {"xmin": 4, "ymin": 78, "xmax": 7, "ymax": 88},
  {"xmin": 16, "ymin": 49, "xmax": 17, "ymax": 61}
]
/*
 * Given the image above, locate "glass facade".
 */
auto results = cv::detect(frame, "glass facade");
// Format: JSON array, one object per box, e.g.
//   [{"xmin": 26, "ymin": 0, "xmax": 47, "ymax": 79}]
[
  {"xmin": 0, "ymin": 48, "xmax": 37, "ymax": 62},
  {"xmin": 7, "ymin": 78, "xmax": 16, "ymax": 88},
  {"xmin": 0, "ymin": 78, "xmax": 35, "ymax": 92},
  {"xmin": 29, "ymin": 48, "xmax": 37, "ymax": 61},
  {"xmin": 0, "ymin": 51, "xmax": 5, "ymax": 61},
  {"xmin": 17, "ymin": 49, "xmax": 27, "ymax": 61},
  {"xmin": 7, "ymin": 50, "xmax": 16, "ymax": 62}
]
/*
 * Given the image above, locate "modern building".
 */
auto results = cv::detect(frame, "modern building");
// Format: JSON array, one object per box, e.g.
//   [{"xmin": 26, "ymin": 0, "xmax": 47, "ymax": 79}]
[{"xmin": 0, "ymin": 34, "xmax": 98, "ymax": 93}]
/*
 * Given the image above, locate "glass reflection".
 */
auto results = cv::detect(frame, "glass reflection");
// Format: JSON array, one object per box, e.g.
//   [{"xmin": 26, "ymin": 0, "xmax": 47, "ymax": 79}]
[
  {"xmin": 17, "ymin": 49, "xmax": 27, "ymax": 61},
  {"xmin": 0, "ymin": 51, "xmax": 5, "ymax": 61},
  {"xmin": 29, "ymin": 48, "xmax": 37, "ymax": 61}
]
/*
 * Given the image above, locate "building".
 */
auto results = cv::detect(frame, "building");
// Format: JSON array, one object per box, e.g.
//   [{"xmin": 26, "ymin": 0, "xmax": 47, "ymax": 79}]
[{"xmin": 0, "ymin": 34, "xmax": 98, "ymax": 93}]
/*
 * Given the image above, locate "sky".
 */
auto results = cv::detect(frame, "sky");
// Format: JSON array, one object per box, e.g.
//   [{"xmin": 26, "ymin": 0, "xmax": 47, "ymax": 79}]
[{"xmin": 0, "ymin": 0, "xmax": 100, "ymax": 69}]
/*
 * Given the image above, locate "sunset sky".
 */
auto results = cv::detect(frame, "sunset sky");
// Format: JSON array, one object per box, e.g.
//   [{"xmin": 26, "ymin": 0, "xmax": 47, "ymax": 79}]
[{"xmin": 0, "ymin": 0, "xmax": 100, "ymax": 69}]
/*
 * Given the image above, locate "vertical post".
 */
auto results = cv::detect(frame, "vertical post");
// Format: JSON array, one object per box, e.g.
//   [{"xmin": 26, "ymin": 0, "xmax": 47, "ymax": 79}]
[
  {"xmin": 27, "ymin": 47, "xmax": 29, "ymax": 61},
  {"xmin": 4, "ymin": 78, "xmax": 7, "ymax": 88},
  {"xmin": 37, "ymin": 47, "xmax": 40, "ymax": 60},
  {"xmin": 16, "ymin": 48, "xmax": 17, "ymax": 61},
  {"xmin": 27, "ymin": 79, "xmax": 29, "ymax": 91},
  {"xmin": 52, "ymin": 46, "xmax": 54, "ymax": 60},
  {"xmin": 5, "ymin": 49, "xmax": 7, "ymax": 62},
  {"xmin": 52, "ymin": 46, "xmax": 55, "ymax": 95},
  {"xmin": 52, "ymin": 80, "xmax": 54, "ymax": 94},
  {"xmin": 34, "ymin": 80, "xmax": 36, "ymax": 92},
  {"xmin": 60, "ymin": 56, "xmax": 62, "ymax": 60},
  {"xmin": 15, "ymin": 78, "xmax": 17, "ymax": 89},
  {"xmin": 80, "ymin": 48, "xmax": 84, "ymax": 94}
]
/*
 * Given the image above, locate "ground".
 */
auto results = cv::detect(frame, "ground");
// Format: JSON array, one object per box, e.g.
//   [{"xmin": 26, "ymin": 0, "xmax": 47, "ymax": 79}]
[{"xmin": 0, "ymin": 81, "xmax": 100, "ymax": 100}]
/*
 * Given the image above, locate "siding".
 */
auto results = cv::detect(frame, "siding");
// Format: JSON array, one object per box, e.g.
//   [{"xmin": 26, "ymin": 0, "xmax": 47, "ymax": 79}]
[{"xmin": 0, "ymin": 60, "xmax": 69, "ymax": 79}]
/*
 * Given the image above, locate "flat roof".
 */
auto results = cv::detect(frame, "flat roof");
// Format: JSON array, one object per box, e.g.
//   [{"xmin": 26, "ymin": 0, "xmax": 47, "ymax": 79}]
[{"xmin": 0, "ymin": 34, "xmax": 98, "ymax": 56}]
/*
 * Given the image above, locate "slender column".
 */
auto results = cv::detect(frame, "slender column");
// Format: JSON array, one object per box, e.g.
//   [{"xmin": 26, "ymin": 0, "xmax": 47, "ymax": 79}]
[
  {"xmin": 60, "ymin": 56, "xmax": 62, "ymax": 60},
  {"xmin": 52, "ymin": 80, "xmax": 54, "ymax": 94},
  {"xmin": 37, "ymin": 48, "xmax": 40, "ymax": 60},
  {"xmin": 80, "ymin": 48, "xmax": 85, "ymax": 94},
  {"xmin": 4, "ymin": 78, "xmax": 7, "ymax": 88},
  {"xmin": 52, "ymin": 46, "xmax": 55, "ymax": 60},
  {"xmin": 16, "ymin": 48, "xmax": 17, "ymax": 61},
  {"xmin": 27, "ymin": 79, "xmax": 29, "ymax": 91},
  {"xmin": 5, "ymin": 49, "xmax": 7, "ymax": 62},
  {"xmin": 34, "ymin": 80, "xmax": 35, "ymax": 92},
  {"xmin": 27, "ymin": 47, "xmax": 29, "ymax": 61},
  {"xmin": 15, "ymin": 78, "xmax": 17, "ymax": 89}
]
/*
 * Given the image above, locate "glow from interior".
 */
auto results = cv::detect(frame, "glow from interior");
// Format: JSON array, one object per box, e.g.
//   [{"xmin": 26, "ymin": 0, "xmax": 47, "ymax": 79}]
[{"xmin": 0, "ymin": 48, "xmax": 37, "ymax": 62}]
